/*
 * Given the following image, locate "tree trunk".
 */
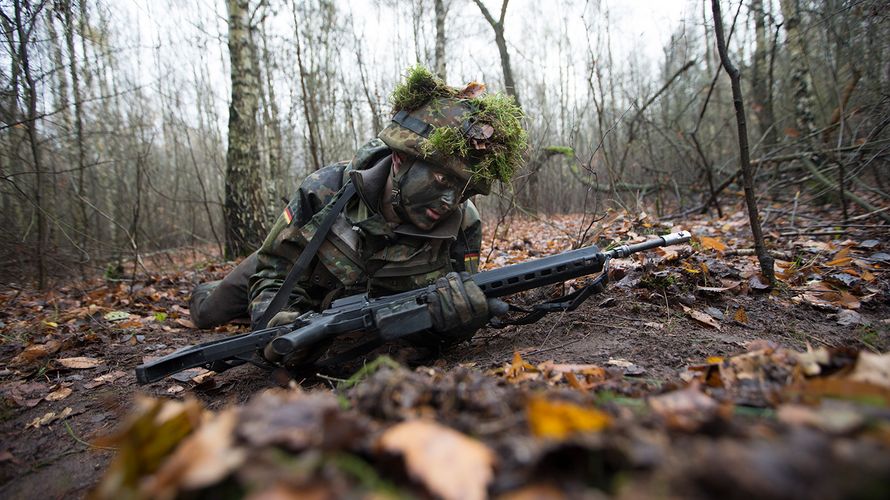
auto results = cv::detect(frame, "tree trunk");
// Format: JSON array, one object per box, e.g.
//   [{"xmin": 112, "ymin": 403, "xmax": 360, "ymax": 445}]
[
  {"xmin": 63, "ymin": 0, "xmax": 90, "ymax": 275},
  {"xmin": 224, "ymin": 0, "xmax": 267, "ymax": 258},
  {"xmin": 472, "ymin": 0, "xmax": 535, "ymax": 210},
  {"xmin": 434, "ymin": 0, "xmax": 447, "ymax": 81},
  {"xmin": 291, "ymin": 1, "xmax": 321, "ymax": 172},
  {"xmin": 15, "ymin": 0, "xmax": 48, "ymax": 288},
  {"xmin": 751, "ymin": 0, "xmax": 777, "ymax": 146},
  {"xmin": 711, "ymin": 0, "xmax": 775, "ymax": 286},
  {"xmin": 260, "ymin": 16, "xmax": 283, "ymax": 191},
  {"xmin": 779, "ymin": 0, "xmax": 818, "ymax": 139}
]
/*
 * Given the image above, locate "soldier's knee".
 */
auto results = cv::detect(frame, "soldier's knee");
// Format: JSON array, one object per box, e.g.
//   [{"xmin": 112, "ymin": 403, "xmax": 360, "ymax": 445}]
[{"xmin": 189, "ymin": 281, "xmax": 221, "ymax": 329}]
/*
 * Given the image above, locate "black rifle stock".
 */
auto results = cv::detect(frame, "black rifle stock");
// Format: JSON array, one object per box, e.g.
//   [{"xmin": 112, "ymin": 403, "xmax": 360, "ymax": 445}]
[{"xmin": 135, "ymin": 231, "xmax": 691, "ymax": 384}]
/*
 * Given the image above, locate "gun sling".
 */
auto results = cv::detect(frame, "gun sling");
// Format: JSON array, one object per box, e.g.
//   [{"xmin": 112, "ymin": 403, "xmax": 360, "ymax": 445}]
[{"xmin": 255, "ymin": 182, "xmax": 357, "ymax": 329}]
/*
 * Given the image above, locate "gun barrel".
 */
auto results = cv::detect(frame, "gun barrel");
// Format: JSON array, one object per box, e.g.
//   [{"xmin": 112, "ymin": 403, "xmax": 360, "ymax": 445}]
[{"xmin": 606, "ymin": 231, "xmax": 691, "ymax": 259}]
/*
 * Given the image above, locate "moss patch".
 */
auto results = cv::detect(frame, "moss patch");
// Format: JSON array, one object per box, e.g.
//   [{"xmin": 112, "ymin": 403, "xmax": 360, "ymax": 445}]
[
  {"xmin": 544, "ymin": 145, "xmax": 575, "ymax": 156},
  {"xmin": 390, "ymin": 65, "xmax": 455, "ymax": 112}
]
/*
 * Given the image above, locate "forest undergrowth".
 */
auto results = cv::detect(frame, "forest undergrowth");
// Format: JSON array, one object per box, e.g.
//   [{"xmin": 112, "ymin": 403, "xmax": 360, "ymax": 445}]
[{"xmin": 1, "ymin": 202, "xmax": 888, "ymax": 499}]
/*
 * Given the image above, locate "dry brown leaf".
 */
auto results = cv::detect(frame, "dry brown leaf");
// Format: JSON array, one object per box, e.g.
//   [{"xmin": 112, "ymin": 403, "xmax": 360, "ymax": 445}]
[
  {"xmin": 45, "ymin": 386, "xmax": 72, "ymax": 401},
  {"xmin": 10, "ymin": 340, "xmax": 62, "ymax": 365},
  {"xmin": 699, "ymin": 236, "xmax": 727, "ymax": 253},
  {"xmin": 795, "ymin": 346, "xmax": 830, "ymax": 376},
  {"xmin": 648, "ymin": 385, "xmax": 723, "ymax": 431},
  {"xmin": 456, "ymin": 81, "xmax": 486, "ymax": 99},
  {"xmin": 84, "ymin": 370, "xmax": 128, "ymax": 389},
  {"xmin": 25, "ymin": 407, "xmax": 72, "ymax": 429},
  {"xmin": 175, "ymin": 318, "xmax": 197, "ymax": 329},
  {"xmin": 777, "ymin": 404, "xmax": 864, "ymax": 434},
  {"xmin": 144, "ymin": 409, "xmax": 245, "ymax": 498},
  {"xmin": 379, "ymin": 420, "xmax": 495, "ymax": 500},
  {"xmin": 57, "ymin": 356, "xmax": 102, "ymax": 369},
  {"xmin": 681, "ymin": 305, "xmax": 721, "ymax": 330},
  {"xmin": 733, "ymin": 306, "xmax": 748, "ymax": 324},
  {"xmin": 825, "ymin": 256, "xmax": 853, "ymax": 267},
  {"xmin": 848, "ymin": 352, "xmax": 890, "ymax": 389}
]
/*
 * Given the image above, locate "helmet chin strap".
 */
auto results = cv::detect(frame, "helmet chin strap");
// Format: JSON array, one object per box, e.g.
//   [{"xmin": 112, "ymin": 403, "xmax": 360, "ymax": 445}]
[{"xmin": 390, "ymin": 153, "xmax": 414, "ymax": 223}]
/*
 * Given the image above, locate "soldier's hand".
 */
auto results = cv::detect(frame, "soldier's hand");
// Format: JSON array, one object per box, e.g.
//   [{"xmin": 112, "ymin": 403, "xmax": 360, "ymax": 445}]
[
  {"xmin": 268, "ymin": 310, "xmax": 302, "ymax": 328},
  {"xmin": 426, "ymin": 272, "xmax": 491, "ymax": 335}
]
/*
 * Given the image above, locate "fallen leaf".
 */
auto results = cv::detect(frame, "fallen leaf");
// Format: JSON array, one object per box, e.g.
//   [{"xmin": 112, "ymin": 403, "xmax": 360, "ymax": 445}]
[
  {"xmin": 45, "ymin": 386, "xmax": 72, "ymax": 401},
  {"xmin": 848, "ymin": 352, "xmax": 890, "ymax": 389},
  {"xmin": 456, "ymin": 81, "xmax": 486, "ymax": 99},
  {"xmin": 795, "ymin": 346, "xmax": 830, "ymax": 376},
  {"xmin": 93, "ymin": 398, "xmax": 204, "ymax": 499},
  {"xmin": 699, "ymin": 236, "xmax": 727, "ymax": 253},
  {"xmin": 103, "ymin": 310, "xmax": 131, "ymax": 322},
  {"xmin": 25, "ymin": 407, "xmax": 72, "ymax": 429},
  {"xmin": 733, "ymin": 307, "xmax": 748, "ymax": 324},
  {"xmin": 681, "ymin": 305, "xmax": 721, "ymax": 330},
  {"xmin": 143, "ymin": 410, "xmax": 245, "ymax": 498},
  {"xmin": 175, "ymin": 318, "xmax": 197, "ymax": 329},
  {"xmin": 57, "ymin": 356, "xmax": 102, "ymax": 369},
  {"xmin": 825, "ymin": 256, "xmax": 853, "ymax": 267},
  {"xmin": 648, "ymin": 385, "xmax": 723, "ymax": 431},
  {"xmin": 379, "ymin": 419, "xmax": 495, "ymax": 500},
  {"xmin": 607, "ymin": 358, "xmax": 646, "ymax": 376},
  {"xmin": 527, "ymin": 396, "xmax": 611, "ymax": 439},
  {"xmin": 238, "ymin": 390, "xmax": 366, "ymax": 451},
  {"xmin": 796, "ymin": 377, "xmax": 890, "ymax": 406},
  {"xmin": 84, "ymin": 371, "xmax": 128, "ymax": 389},
  {"xmin": 836, "ymin": 309, "xmax": 862, "ymax": 327},
  {"xmin": 777, "ymin": 404, "xmax": 864, "ymax": 434},
  {"xmin": 10, "ymin": 340, "xmax": 62, "ymax": 365},
  {"xmin": 167, "ymin": 385, "xmax": 184, "ymax": 394}
]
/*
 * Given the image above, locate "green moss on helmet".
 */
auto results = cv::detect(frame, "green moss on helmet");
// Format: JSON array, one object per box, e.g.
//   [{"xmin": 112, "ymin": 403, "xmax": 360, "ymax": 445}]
[
  {"xmin": 471, "ymin": 92, "xmax": 527, "ymax": 183},
  {"xmin": 390, "ymin": 65, "xmax": 456, "ymax": 112}
]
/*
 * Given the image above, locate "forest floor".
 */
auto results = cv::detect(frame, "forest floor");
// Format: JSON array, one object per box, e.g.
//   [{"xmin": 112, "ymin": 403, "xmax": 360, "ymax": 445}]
[{"xmin": 1, "ymin": 204, "xmax": 889, "ymax": 499}]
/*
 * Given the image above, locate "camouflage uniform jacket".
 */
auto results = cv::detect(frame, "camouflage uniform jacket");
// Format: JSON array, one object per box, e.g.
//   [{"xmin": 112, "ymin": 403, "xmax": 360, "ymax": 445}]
[{"xmin": 248, "ymin": 139, "xmax": 482, "ymax": 326}]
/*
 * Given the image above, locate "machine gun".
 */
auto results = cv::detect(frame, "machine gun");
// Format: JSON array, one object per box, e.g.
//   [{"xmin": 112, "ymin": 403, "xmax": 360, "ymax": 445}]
[{"xmin": 136, "ymin": 231, "xmax": 691, "ymax": 384}]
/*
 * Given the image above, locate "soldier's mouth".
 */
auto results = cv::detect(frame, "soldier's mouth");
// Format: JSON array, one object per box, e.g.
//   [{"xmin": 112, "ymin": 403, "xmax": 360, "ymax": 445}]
[{"xmin": 425, "ymin": 208, "xmax": 441, "ymax": 221}]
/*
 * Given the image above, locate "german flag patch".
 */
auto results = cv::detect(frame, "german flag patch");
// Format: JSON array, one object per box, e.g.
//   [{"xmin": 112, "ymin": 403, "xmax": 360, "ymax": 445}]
[
  {"xmin": 282, "ymin": 206, "xmax": 295, "ymax": 225},
  {"xmin": 464, "ymin": 252, "xmax": 479, "ymax": 273}
]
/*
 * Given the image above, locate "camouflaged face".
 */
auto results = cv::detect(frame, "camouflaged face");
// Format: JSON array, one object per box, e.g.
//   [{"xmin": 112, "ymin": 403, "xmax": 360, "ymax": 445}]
[{"xmin": 378, "ymin": 98, "xmax": 493, "ymax": 196}]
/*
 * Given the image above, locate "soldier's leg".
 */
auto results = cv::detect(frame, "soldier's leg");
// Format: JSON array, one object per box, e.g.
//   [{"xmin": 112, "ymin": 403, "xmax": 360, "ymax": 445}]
[{"xmin": 189, "ymin": 252, "xmax": 258, "ymax": 329}]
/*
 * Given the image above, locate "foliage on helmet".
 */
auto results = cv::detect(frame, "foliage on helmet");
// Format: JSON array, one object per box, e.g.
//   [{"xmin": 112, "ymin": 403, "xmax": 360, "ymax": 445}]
[
  {"xmin": 388, "ymin": 66, "xmax": 528, "ymax": 186},
  {"xmin": 390, "ymin": 65, "xmax": 457, "ymax": 112}
]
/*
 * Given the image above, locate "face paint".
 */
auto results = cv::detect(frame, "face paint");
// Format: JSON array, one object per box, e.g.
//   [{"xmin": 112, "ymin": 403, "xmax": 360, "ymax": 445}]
[{"xmin": 397, "ymin": 159, "xmax": 465, "ymax": 230}]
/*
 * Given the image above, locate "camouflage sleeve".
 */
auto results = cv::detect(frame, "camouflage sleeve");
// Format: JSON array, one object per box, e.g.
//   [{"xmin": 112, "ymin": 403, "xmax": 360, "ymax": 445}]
[
  {"xmin": 450, "ymin": 199, "xmax": 482, "ymax": 274},
  {"xmin": 248, "ymin": 166, "xmax": 345, "ymax": 326}
]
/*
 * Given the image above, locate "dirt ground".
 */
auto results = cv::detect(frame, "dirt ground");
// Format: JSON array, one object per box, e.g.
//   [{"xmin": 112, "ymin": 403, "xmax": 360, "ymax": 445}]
[{"xmin": 1, "ymin": 209, "xmax": 888, "ymax": 498}]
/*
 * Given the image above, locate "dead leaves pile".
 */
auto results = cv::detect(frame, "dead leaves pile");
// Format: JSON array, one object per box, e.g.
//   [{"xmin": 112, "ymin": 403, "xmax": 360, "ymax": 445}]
[{"xmin": 94, "ymin": 345, "xmax": 890, "ymax": 499}]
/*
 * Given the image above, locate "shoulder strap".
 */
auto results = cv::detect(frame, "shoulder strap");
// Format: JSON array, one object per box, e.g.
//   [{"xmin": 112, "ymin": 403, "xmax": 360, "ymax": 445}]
[{"xmin": 255, "ymin": 182, "xmax": 357, "ymax": 329}]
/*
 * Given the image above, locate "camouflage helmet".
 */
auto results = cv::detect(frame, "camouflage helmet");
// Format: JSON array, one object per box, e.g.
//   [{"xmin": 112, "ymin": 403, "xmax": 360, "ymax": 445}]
[{"xmin": 378, "ymin": 66, "xmax": 527, "ymax": 196}]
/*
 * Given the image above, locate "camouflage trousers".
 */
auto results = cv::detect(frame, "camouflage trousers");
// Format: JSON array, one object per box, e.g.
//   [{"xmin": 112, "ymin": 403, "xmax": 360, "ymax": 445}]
[{"xmin": 189, "ymin": 252, "xmax": 257, "ymax": 329}]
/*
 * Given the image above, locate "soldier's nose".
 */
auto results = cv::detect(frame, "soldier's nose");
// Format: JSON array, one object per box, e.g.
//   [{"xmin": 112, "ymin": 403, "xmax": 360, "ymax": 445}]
[{"xmin": 440, "ymin": 189, "xmax": 457, "ymax": 206}]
